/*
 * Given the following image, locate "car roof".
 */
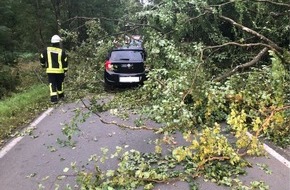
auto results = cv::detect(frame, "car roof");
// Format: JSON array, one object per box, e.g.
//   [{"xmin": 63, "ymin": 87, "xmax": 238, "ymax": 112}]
[{"xmin": 112, "ymin": 46, "xmax": 144, "ymax": 51}]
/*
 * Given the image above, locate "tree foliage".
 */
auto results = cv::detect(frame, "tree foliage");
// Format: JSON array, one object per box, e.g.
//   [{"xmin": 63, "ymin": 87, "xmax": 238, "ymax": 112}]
[
  {"xmin": 1, "ymin": 0, "xmax": 290, "ymax": 189},
  {"xmin": 0, "ymin": 0, "xmax": 131, "ymax": 97},
  {"xmin": 67, "ymin": 0, "xmax": 290, "ymax": 189}
]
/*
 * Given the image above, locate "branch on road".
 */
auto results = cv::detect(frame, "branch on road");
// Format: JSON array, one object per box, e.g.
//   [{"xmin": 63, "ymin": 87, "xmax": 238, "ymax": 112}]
[
  {"xmin": 255, "ymin": 104, "xmax": 290, "ymax": 138},
  {"xmin": 196, "ymin": 156, "xmax": 231, "ymax": 173},
  {"xmin": 79, "ymin": 96, "xmax": 158, "ymax": 132}
]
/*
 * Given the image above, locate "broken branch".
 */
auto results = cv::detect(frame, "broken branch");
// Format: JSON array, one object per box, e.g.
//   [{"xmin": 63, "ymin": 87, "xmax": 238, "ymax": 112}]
[
  {"xmin": 219, "ymin": 15, "xmax": 282, "ymax": 52},
  {"xmin": 204, "ymin": 42, "xmax": 272, "ymax": 50},
  {"xmin": 213, "ymin": 47, "xmax": 269, "ymax": 82}
]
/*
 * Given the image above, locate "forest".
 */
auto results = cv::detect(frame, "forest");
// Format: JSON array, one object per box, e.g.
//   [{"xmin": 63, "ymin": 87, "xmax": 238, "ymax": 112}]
[{"xmin": 1, "ymin": 0, "xmax": 290, "ymax": 189}]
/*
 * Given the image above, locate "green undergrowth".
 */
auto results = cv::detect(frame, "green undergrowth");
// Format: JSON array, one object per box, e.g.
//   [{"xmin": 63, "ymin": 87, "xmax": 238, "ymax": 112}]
[{"xmin": 0, "ymin": 84, "xmax": 49, "ymax": 145}]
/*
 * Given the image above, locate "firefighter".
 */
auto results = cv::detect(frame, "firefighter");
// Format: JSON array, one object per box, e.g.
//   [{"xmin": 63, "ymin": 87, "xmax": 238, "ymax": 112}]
[{"xmin": 40, "ymin": 35, "xmax": 68, "ymax": 104}]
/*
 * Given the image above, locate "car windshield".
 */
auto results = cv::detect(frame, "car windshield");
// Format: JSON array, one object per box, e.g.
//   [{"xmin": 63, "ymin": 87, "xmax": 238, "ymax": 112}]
[{"xmin": 110, "ymin": 50, "xmax": 144, "ymax": 61}]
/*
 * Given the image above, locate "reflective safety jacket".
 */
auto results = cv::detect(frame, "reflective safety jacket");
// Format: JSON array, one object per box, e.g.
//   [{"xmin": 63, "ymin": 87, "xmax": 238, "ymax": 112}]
[{"xmin": 40, "ymin": 47, "xmax": 68, "ymax": 74}]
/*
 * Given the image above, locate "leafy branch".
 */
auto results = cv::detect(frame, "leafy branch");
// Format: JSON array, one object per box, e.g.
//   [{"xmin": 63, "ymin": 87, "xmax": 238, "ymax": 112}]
[
  {"xmin": 204, "ymin": 42, "xmax": 273, "ymax": 50},
  {"xmin": 213, "ymin": 47, "xmax": 269, "ymax": 82},
  {"xmin": 63, "ymin": 16, "xmax": 164, "ymax": 33},
  {"xmin": 254, "ymin": 0, "xmax": 290, "ymax": 8},
  {"xmin": 78, "ymin": 96, "xmax": 158, "ymax": 132},
  {"xmin": 218, "ymin": 15, "xmax": 282, "ymax": 52},
  {"xmin": 197, "ymin": 156, "xmax": 230, "ymax": 170},
  {"xmin": 255, "ymin": 104, "xmax": 290, "ymax": 138}
]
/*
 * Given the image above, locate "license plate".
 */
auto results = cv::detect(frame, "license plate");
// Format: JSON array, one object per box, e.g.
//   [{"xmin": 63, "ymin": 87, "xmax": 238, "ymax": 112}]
[{"xmin": 119, "ymin": 76, "xmax": 140, "ymax": 82}]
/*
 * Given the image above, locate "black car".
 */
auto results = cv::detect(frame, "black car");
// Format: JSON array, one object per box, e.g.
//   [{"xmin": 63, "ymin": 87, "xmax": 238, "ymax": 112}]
[{"xmin": 104, "ymin": 46, "xmax": 147, "ymax": 88}]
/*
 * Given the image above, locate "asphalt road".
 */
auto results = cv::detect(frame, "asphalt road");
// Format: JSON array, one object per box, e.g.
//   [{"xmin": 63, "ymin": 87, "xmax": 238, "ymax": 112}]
[{"xmin": 0, "ymin": 101, "xmax": 289, "ymax": 190}]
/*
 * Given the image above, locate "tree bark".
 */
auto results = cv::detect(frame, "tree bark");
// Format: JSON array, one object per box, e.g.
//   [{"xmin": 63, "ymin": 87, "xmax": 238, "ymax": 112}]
[
  {"xmin": 204, "ymin": 42, "xmax": 272, "ymax": 50},
  {"xmin": 254, "ymin": 0, "xmax": 290, "ymax": 8},
  {"xmin": 36, "ymin": 0, "xmax": 45, "ymax": 47},
  {"xmin": 219, "ymin": 15, "xmax": 282, "ymax": 52},
  {"xmin": 213, "ymin": 47, "xmax": 269, "ymax": 82},
  {"xmin": 50, "ymin": 0, "xmax": 61, "ymax": 33}
]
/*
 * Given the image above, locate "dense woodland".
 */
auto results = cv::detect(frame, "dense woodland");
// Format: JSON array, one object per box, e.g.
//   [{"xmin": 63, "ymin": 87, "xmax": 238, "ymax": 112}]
[
  {"xmin": 1, "ymin": 0, "xmax": 290, "ymax": 189},
  {"xmin": 0, "ymin": 0, "xmax": 289, "ymax": 95},
  {"xmin": 0, "ymin": 0, "xmax": 130, "ymax": 96}
]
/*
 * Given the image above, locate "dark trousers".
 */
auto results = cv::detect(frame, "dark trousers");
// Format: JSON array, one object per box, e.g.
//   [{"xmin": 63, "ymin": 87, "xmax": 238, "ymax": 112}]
[{"xmin": 48, "ymin": 73, "xmax": 65, "ymax": 102}]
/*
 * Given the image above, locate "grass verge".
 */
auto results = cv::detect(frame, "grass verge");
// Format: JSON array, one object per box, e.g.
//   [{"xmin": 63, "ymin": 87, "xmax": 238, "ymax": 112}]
[{"xmin": 0, "ymin": 84, "xmax": 49, "ymax": 146}]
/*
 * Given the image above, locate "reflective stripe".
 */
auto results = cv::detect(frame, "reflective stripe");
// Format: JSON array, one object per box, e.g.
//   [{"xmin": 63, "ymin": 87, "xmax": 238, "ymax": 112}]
[
  {"xmin": 58, "ymin": 50, "xmax": 62, "ymax": 69},
  {"xmin": 46, "ymin": 47, "xmax": 64, "ymax": 74},
  {"xmin": 46, "ymin": 68, "xmax": 65, "ymax": 73},
  {"xmin": 47, "ymin": 47, "xmax": 62, "ymax": 54},
  {"xmin": 49, "ymin": 84, "xmax": 57, "ymax": 96},
  {"xmin": 47, "ymin": 48, "xmax": 53, "ymax": 70},
  {"xmin": 57, "ymin": 82, "xmax": 64, "ymax": 94}
]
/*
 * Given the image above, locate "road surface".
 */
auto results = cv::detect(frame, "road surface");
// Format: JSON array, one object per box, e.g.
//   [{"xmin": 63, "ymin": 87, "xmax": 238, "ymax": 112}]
[{"xmin": 0, "ymin": 101, "xmax": 289, "ymax": 190}]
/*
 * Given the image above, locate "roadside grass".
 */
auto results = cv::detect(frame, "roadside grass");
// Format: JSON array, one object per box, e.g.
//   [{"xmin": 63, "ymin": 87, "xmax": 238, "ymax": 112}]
[
  {"xmin": 0, "ymin": 84, "xmax": 49, "ymax": 145},
  {"xmin": 0, "ymin": 59, "xmax": 91, "ymax": 147},
  {"xmin": 0, "ymin": 60, "xmax": 50, "ymax": 147}
]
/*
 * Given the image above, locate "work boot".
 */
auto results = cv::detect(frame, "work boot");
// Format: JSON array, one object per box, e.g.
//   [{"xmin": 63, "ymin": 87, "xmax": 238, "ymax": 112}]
[
  {"xmin": 51, "ymin": 95, "xmax": 58, "ymax": 104},
  {"xmin": 58, "ymin": 93, "xmax": 66, "ymax": 101},
  {"xmin": 51, "ymin": 101, "xmax": 58, "ymax": 104}
]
